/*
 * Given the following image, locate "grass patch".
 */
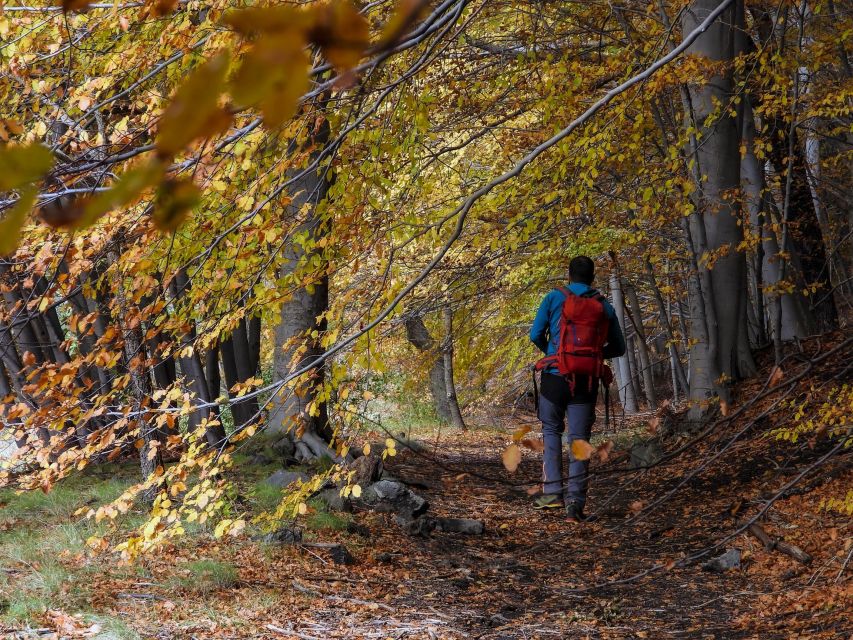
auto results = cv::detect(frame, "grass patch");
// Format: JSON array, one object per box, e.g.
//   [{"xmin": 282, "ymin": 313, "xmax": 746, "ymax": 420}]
[
  {"xmin": 305, "ymin": 508, "xmax": 350, "ymax": 532},
  {"xmin": 174, "ymin": 559, "xmax": 239, "ymax": 594}
]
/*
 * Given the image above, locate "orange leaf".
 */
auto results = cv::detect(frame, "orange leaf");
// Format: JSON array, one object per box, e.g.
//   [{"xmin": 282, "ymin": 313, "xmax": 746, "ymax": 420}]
[
  {"xmin": 570, "ymin": 439, "xmax": 594, "ymax": 461},
  {"xmin": 512, "ymin": 425, "xmax": 531, "ymax": 442},
  {"xmin": 769, "ymin": 366, "xmax": 784, "ymax": 387},
  {"xmin": 501, "ymin": 444, "xmax": 521, "ymax": 473},
  {"xmin": 520, "ymin": 438, "xmax": 544, "ymax": 453},
  {"xmin": 595, "ymin": 439, "xmax": 615, "ymax": 462}
]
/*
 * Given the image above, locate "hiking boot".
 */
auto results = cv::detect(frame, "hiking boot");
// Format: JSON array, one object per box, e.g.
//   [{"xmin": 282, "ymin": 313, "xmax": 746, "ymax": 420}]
[
  {"xmin": 533, "ymin": 494, "xmax": 564, "ymax": 510},
  {"xmin": 565, "ymin": 502, "xmax": 586, "ymax": 522}
]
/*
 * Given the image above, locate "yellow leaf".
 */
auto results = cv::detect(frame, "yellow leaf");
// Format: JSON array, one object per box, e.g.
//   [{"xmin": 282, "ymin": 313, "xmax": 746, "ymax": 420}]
[
  {"xmin": 80, "ymin": 160, "xmax": 164, "ymax": 228},
  {"xmin": 512, "ymin": 425, "xmax": 531, "ymax": 442},
  {"xmin": 570, "ymin": 439, "xmax": 594, "ymax": 461},
  {"xmin": 308, "ymin": 1, "xmax": 369, "ymax": 71},
  {"xmin": 0, "ymin": 143, "xmax": 53, "ymax": 191},
  {"xmin": 501, "ymin": 444, "xmax": 521, "ymax": 473},
  {"xmin": 351, "ymin": 484, "xmax": 362, "ymax": 498},
  {"xmin": 156, "ymin": 51, "xmax": 231, "ymax": 156},
  {"xmin": 298, "ymin": 502, "xmax": 308, "ymax": 515},
  {"xmin": 362, "ymin": 443, "xmax": 371, "ymax": 455},
  {"xmin": 229, "ymin": 35, "xmax": 309, "ymax": 127},
  {"xmin": 0, "ymin": 187, "xmax": 36, "ymax": 256}
]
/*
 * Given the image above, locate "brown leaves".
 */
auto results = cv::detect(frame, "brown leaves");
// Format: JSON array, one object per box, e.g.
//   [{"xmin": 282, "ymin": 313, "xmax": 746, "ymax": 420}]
[
  {"xmin": 501, "ymin": 444, "xmax": 521, "ymax": 473},
  {"xmin": 61, "ymin": 0, "xmax": 93, "ymax": 13},
  {"xmin": 155, "ymin": 51, "xmax": 232, "ymax": 158}
]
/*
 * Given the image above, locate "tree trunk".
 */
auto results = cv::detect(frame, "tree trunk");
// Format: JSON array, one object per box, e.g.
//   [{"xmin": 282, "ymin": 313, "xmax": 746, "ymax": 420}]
[
  {"xmin": 441, "ymin": 305, "xmax": 466, "ymax": 430},
  {"xmin": 609, "ymin": 273, "xmax": 639, "ymax": 414},
  {"xmin": 268, "ymin": 118, "xmax": 338, "ymax": 461},
  {"xmin": 625, "ymin": 282, "xmax": 657, "ymax": 409},
  {"xmin": 403, "ymin": 314, "xmax": 452, "ymax": 423},
  {"xmin": 109, "ymin": 249, "xmax": 162, "ymax": 502},
  {"xmin": 168, "ymin": 270, "xmax": 227, "ymax": 449},
  {"xmin": 682, "ymin": 0, "xmax": 755, "ymax": 413}
]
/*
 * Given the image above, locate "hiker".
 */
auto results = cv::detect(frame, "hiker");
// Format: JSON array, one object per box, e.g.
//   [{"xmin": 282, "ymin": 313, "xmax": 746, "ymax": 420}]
[{"xmin": 529, "ymin": 256, "xmax": 626, "ymax": 521}]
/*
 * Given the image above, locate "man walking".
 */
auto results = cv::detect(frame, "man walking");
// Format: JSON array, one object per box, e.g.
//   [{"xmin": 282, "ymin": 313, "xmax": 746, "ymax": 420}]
[{"xmin": 529, "ymin": 256, "xmax": 626, "ymax": 521}]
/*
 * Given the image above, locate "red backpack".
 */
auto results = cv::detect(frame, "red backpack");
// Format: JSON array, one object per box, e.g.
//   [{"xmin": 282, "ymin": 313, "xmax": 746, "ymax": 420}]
[{"xmin": 535, "ymin": 287, "xmax": 613, "ymax": 386}]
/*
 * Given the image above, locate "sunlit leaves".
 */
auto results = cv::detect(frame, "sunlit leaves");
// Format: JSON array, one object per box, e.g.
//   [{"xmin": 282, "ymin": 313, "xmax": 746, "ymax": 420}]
[{"xmin": 155, "ymin": 51, "xmax": 232, "ymax": 157}]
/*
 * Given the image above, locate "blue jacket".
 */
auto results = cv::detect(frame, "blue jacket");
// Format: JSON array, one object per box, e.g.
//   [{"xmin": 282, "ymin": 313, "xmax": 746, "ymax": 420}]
[{"xmin": 530, "ymin": 283, "xmax": 627, "ymax": 372}]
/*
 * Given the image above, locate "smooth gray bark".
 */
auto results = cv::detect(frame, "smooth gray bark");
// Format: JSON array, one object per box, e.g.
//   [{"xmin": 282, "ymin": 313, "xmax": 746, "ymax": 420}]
[
  {"xmin": 403, "ymin": 314, "xmax": 452, "ymax": 422},
  {"xmin": 441, "ymin": 305, "xmax": 466, "ymax": 430},
  {"xmin": 625, "ymin": 282, "xmax": 657, "ymax": 409},
  {"xmin": 609, "ymin": 273, "xmax": 638, "ymax": 413}
]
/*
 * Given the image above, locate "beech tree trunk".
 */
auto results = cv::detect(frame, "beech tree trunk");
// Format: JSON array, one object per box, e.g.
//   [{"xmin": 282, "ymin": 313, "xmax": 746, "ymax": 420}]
[
  {"xmin": 404, "ymin": 314, "xmax": 452, "ymax": 422},
  {"xmin": 625, "ymin": 282, "xmax": 657, "ymax": 409},
  {"xmin": 441, "ymin": 305, "xmax": 466, "ymax": 430},
  {"xmin": 267, "ymin": 119, "xmax": 338, "ymax": 461},
  {"xmin": 609, "ymin": 273, "xmax": 639, "ymax": 413},
  {"xmin": 682, "ymin": 0, "xmax": 755, "ymax": 416}
]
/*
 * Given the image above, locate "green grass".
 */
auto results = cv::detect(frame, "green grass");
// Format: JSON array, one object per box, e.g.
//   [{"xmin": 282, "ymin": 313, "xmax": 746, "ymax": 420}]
[
  {"xmin": 174, "ymin": 559, "xmax": 239, "ymax": 594},
  {"xmin": 305, "ymin": 508, "xmax": 350, "ymax": 532}
]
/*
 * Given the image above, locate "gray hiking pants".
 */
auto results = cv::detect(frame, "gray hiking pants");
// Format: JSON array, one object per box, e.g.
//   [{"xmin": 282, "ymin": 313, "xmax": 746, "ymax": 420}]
[{"xmin": 538, "ymin": 393, "xmax": 595, "ymax": 506}]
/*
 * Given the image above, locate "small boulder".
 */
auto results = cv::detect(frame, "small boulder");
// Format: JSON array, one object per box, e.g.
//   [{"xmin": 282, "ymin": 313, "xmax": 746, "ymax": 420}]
[
  {"xmin": 702, "ymin": 548, "xmax": 741, "ymax": 572},
  {"xmin": 264, "ymin": 469, "xmax": 310, "ymax": 489},
  {"xmin": 629, "ymin": 440, "xmax": 663, "ymax": 469},
  {"xmin": 358, "ymin": 479, "xmax": 429, "ymax": 519}
]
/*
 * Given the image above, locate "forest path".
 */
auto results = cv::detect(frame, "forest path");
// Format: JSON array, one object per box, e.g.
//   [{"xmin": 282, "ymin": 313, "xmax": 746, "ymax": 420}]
[{"xmin": 357, "ymin": 426, "xmax": 748, "ymax": 639}]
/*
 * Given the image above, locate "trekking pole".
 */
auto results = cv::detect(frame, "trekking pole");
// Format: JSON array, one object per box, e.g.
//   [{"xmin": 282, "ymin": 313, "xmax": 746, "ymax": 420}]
[{"xmin": 531, "ymin": 365, "xmax": 539, "ymax": 413}]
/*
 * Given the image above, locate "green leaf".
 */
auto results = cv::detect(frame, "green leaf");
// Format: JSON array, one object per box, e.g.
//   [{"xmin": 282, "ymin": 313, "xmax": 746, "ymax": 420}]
[{"xmin": 0, "ymin": 144, "xmax": 53, "ymax": 191}]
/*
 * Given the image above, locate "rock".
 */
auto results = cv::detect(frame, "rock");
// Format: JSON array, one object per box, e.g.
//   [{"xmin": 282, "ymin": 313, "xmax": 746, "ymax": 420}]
[
  {"xmin": 358, "ymin": 479, "xmax": 429, "ymax": 519},
  {"xmin": 264, "ymin": 469, "xmax": 310, "ymax": 489},
  {"xmin": 270, "ymin": 436, "xmax": 296, "ymax": 460},
  {"xmin": 317, "ymin": 487, "xmax": 352, "ymax": 513},
  {"xmin": 436, "ymin": 517, "xmax": 485, "ymax": 535},
  {"xmin": 259, "ymin": 527, "xmax": 303, "ymax": 545},
  {"xmin": 348, "ymin": 453, "xmax": 383, "ymax": 486},
  {"xmin": 702, "ymin": 548, "xmax": 741, "ymax": 572},
  {"xmin": 329, "ymin": 544, "xmax": 356, "ymax": 565},
  {"xmin": 629, "ymin": 440, "xmax": 663, "ymax": 469},
  {"xmin": 398, "ymin": 514, "xmax": 437, "ymax": 537},
  {"xmin": 346, "ymin": 521, "xmax": 370, "ymax": 537},
  {"xmin": 375, "ymin": 552, "xmax": 394, "ymax": 564}
]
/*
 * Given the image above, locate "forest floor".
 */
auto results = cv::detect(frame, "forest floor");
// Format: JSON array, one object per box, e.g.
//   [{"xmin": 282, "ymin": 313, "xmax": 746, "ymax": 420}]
[{"xmin": 1, "ymin": 336, "xmax": 851, "ymax": 639}]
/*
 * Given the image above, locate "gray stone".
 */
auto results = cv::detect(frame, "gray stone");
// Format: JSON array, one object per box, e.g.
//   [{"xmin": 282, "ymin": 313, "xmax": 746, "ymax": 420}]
[
  {"xmin": 629, "ymin": 440, "xmax": 663, "ymax": 469},
  {"xmin": 702, "ymin": 548, "xmax": 741, "ymax": 572},
  {"xmin": 264, "ymin": 469, "xmax": 309, "ymax": 488},
  {"xmin": 358, "ymin": 479, "xmax": 429, "ymax": 519},
  {"xmin": 317, "ymin": 487, "xmax": 352, "ymax": 512}
]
